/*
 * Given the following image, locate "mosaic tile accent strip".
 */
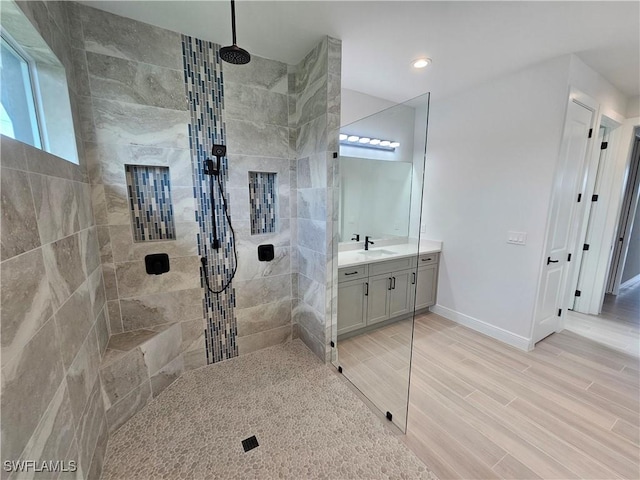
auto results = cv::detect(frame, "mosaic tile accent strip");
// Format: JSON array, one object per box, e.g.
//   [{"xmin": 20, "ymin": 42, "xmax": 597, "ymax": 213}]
[
  {"xmin": 248, "ymin": 172, "xmax": 277, "ymax": 235},
  {"xmin": 124, "ymin": 165, "xmax": 176, "ymax": 242},
  {"xmin": 182, "ymin": 34, "xmax": 238, "ymax": 363}
]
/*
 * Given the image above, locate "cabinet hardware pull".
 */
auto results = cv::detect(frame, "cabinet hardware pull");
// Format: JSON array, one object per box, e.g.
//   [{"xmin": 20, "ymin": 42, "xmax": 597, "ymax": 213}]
[
  {"xmin": 344, "ymin": 271, "xmax": 358, "ymax": 275},
  {"xmin": 364, "ymin": 282, "xmax": 369, "ymax": 296},
  {"xmin": 422, "ymin": 257, "xmax": 432, "ymax": 262},
  {"xmin": 388, "ymin": 278, "xmax": 392, "ymax": 290},
  {"xmin": 412, "ymin": 272, "xmax": 416, "ymax": 284},
  {"xmin": 392, "ymin": 277, "xmax": 396, "ymax": 289}
]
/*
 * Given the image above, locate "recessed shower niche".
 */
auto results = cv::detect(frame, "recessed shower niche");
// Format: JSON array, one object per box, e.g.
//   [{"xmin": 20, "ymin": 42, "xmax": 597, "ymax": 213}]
[
  {"xmin": 125, "ymin": 164, "xmax": 176, "ymax": 242},
  {"xmin": 248, "ymin": 171, "xmax": 278, "ymax": 235}
]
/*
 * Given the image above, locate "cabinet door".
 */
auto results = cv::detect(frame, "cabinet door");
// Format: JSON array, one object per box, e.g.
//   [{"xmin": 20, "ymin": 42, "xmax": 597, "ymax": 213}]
[
  {"xmin": 415, "ymin": 265, "xmax": 437, "ymax": 310},
  {"xmin": 337, "ymin": 279, "xmax": 367, "ymax": 336},
  {"xmin": 389, "ymin": 270, "xmax": 413, "ymax": 318},
  {"xmin": 367, "ymin": 274, "xmax": 391, "ymax": 325}
]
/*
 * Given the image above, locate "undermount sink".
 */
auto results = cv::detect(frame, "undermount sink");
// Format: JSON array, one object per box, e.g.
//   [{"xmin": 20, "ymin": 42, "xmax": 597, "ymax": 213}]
[{"xmin": 358, "ymin": 249, "xmax": 396, "ymax": 257}]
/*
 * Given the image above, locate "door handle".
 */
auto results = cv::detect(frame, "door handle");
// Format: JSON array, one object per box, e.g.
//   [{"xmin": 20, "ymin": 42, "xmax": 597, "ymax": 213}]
[
  {"xmin": 412, "ymin": 272, "xmax": 416, "ymax": 285},
  {"xmin": 364, "ymin": 282, "xmax": 369, "ymax": 296},
  {"xmin": 388, "ymin": 278, "xmax": 393, "ymax": 290},
  {"xmin": 547, "ymin": 257, "xmax": 559, "ymax": 265},
  {"xmin": 392, "ymin": 277, "xmax": 396, "ymax": 289}
]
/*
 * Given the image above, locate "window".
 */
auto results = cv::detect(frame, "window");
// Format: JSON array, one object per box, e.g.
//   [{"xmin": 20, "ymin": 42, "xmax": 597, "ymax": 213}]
[
  {"xmin": 0, "ymin": 1, "xmax": 78, "ymax": 164},
  {"xmin": 0, "ymin": 33, "xmax": 42, "ymax": 149}
]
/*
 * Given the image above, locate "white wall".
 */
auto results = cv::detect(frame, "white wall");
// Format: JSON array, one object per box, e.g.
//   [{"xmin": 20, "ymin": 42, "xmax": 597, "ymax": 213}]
[
  {"xmin": 341, "ymin": 88, "xmax": 397, "ymax": 126},
  {"xmin": 621, "ymin": 192, "xmax": 640, "ymax": 284},
  {"xmin": 423, "ymin": 55, "xmax": 572, "ymax": 343},
  {"xmin": 626, "ymin": 95, "xmax": 640, "ymax": 119}
]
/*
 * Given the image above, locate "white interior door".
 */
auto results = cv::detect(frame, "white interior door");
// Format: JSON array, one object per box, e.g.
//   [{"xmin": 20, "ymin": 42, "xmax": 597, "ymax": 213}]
[{"xmin": 533, "ymin": 99, "xmax": 594, "ymax": 344}]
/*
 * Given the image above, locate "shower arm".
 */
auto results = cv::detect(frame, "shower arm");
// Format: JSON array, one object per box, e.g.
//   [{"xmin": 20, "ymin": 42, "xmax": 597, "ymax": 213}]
[{"xmin": 230, "ymin": 0, "xmax": 237, "ymax": 45}]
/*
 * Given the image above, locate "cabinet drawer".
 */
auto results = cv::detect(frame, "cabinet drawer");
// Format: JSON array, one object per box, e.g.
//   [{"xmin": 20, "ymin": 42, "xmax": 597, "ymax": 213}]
[
  {"xmin": 418, "ymin": 252, "xmax": 439, "ymax": 266},
  {"xmin": 338, "ymin": 265, "xmax": 368, "ymax": 283},
  {"xmin": 368, "ymin": 257, "xmax": 414, "ymax": 276}
]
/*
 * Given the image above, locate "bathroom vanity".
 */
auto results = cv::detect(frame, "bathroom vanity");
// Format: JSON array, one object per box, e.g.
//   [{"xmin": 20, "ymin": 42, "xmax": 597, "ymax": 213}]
[{"xmin": 337, "ymin": 244, "xmax": 441, "ymax": 337}]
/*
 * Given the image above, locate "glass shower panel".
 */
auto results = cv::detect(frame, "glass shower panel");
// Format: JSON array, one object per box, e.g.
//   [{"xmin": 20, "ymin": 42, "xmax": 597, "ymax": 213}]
[{"xmin": 331, "ymin": 93, "xmax": 430, "ymax": 432}]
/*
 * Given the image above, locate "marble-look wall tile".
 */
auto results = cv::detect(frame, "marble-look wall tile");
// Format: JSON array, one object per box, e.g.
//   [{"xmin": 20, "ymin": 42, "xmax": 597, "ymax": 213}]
[
  {"xmin": 297, "ymin": 188, "xmax": 327, "ymax": 221},
  {"xmin": 102, "ymin": 263, "xmax": 118, "ymax": 301},
  {"xmin": 87, "ymin": 419, "xmax": 108, "ymax": 480},
  {"xmin": 297, "ymin": 322, "xmax": 325, "ymax": 361},
  {"xmin": 225, "ymin": 119, "xmax": 290, "ymax": 159},
  {"xmin": 106, "ymin": 300, "xmax": 123, "ymax": 334},
  {"xmin": 103, "ymin": 183, "xmax": 131, "ymax": 226},
  {"xmin": 115, "ymin": 256, "xmax": 199, "ymax": 298},
  {"xmin": 328, "ymin": 74, "xmax": 341, "ymax": 117},
  {"xmin": 235, "ymin": 274, "xmax": 291, "ymax": 310},
  {"xmin": 0, "ymin": 135, "xmax": 26, "ymax": 170},
  {"xmin": 0, "ymin": 318, "xmax": 64, "ymax": 464},
  {"xmin": 1, "ymin": 248, "xmax": 53, "ymax": 364},
  {"xmin": 297, "ymin": 246, "xmax": 326, "ymax": 285},
  {"xmin": 223, "ymin": 55, "xmax": 288, "ymax": 93},
  {"xmin": 87, "ymin": 52, "xmax": 187, "ymax": 110},
  {"xmin": 140, "ymin": 323, "xmax": 182, "ymax": 376},
  {"xmin": 298, "ymin": 274, "xmax": 325, "ymax": 315},
  {"xmin": 91, "ymin": 184, "xmax": 108, "ymax": 226},
  {"xmin": 80, "ymin": 226, "xmax": 101, "ymax": 278},
  {"xmin": 297, "ymin": 218, "xmax": 327, "ymax": 254},
  {"xmin": 29, "ymin": 173, "xmax": 79, "ymax": 246},
  {"xmin": 71, "ymin": 48, "xmax": 91, "ymax": 97},
  {"xmin": 105, "ymin": 380, "xmax": 151, "ymax": 434},
  {"xmin": 295, "ymin": 38, "xmax": 328, "ymax": 95},
  {"xmin": 297, "ymin": 153, "xmax": 327, "ymax": 189},
  {"xmin": 235, "ymin": 246, "xmax": 290, "ymax": 282},
  {"xmin": 15, "ymin": 382, "xmax": 75, "ymax": 478},
  {"xmin": 232, "ymin": 219, "xmax": 291, "ymax": 248},
  {"xmin": 296, "ymin": 77, "xmax": 327, "ymax": 127},
  {"xmin": 75, "ymin": 378, "xmax": 105, "ymax": 474},
  {"xmin": 224, "ymin": 82, "xmax": 288, "ymax": 127},
  {"xmin": 92, "ymin": 98, "xmax": 190, "ymax": 150},
  {"xmin": 97, "ymin": 226, "xmax": 112, "ymax": 263},
  {"xmin": 237, "ymin": 325, "xmax": 291, "ymax": 356},
  {"xmin": 75, "ymin": 181, "xmax": 94, "ymax": 230},
  {"xmin": 87, "ymin": 266, "xmax": 106, "ymax": 321},
  {"xmin": 293, "ymin": 301, "xmax": 325, "ymax": 342},
  {"xmin": 171, "ymin": 186, "xmax": 197, "ymax": 223},
  {"xmin": 43, "ymin": 233, "xmax": 85, "ymax": 309},
  {"xmin": 1, "ymin": 168, "xmax": 41, "ymax": 260},
  {"xmin": 183, "ymin": 348, "xmax": 207, "ymax": 372},
  {"xmin": 226, "ymin": 155, "xmax": 290, "ymax": 189},
  {"xmin": 328, "ymin": 37, "xmax": 342, "ymax": 77},
  {"xmin": 180, "ymin": 318, "xmax": 204, "ymax": 353},
  {"xmin": 297, "ymin": 115, "xmax": 328, "ymax": 159},
  {"xmin": 119, "ymin": 288, "xmax": 202, "ymax": 331},
  {"xmin": 236, "ymin": 299, "xmax": 292, "ymax": 337},
  {"xmin": 150, "ymin": 354, "xmax": 184, "ymax": 398},
  {"xmin": 81, "ymin": 5, "xmax": 182, "ymax": 70},
  {"xmin": 66, "ymin": 326, "xmax": 101, "ymax": 425},
  {"xmin": 54, "ymin": 283, "xmax": 94, "ymax": 368},
  {"xmin": 99, "ymin": 347, "xmax": 148, "ymax": 408},
  {"xmin": 108, "ymin": 222, "xmax": 197, "ymax": 263},
  {"xmin": 95, "ymin": 308, "xmax": 109, "ymax": 357}
]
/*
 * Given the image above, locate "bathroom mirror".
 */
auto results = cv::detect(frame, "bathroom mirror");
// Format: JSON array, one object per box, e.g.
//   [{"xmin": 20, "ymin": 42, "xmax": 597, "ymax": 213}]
[{"xmin": 339, "ymin": 157, "xmax": 412, "ymax": 241}]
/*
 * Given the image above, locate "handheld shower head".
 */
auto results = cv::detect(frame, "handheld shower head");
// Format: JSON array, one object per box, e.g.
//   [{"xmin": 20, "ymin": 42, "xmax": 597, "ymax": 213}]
[{"xmin": 220, "ymin": 0, "xmax": 251, "ymax": 65}]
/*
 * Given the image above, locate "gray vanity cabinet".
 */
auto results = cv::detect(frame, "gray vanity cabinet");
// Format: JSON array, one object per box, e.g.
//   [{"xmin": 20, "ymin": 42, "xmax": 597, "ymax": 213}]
[
  {"xmin": 414, "ymin": 264, "xmax": 438, "ymax": 310},
  {"xmin": 337, "ymin": 278, "xmax": 368, "ymax": 335},
  {"xmin": 366, "ymin": 274, "xmax": 392, "ymax": 324}
]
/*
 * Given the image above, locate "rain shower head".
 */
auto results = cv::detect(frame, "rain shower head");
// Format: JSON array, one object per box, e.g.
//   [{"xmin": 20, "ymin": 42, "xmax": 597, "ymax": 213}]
[{"xmin": 220, "ymin": 0, "xmax": 251, "ymax": 65}]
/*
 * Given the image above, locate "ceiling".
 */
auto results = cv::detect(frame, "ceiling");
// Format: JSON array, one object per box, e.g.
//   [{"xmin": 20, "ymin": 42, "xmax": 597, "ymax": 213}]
[{"xmin": 80, "ymin": 1, "xmax": 640, "ymax": 103}]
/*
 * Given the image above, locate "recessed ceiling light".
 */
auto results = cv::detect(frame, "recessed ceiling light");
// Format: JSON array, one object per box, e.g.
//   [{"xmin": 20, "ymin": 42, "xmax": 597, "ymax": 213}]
[{"xmin": 412, "ymin": 58, "xmax": 431, "ymax": 69}]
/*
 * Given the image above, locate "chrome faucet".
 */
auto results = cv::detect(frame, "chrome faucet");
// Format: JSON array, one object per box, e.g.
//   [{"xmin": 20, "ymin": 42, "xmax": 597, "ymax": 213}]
[{"xmin": 364, "ymin": 236, "xmax": 375, "ymax": 251}]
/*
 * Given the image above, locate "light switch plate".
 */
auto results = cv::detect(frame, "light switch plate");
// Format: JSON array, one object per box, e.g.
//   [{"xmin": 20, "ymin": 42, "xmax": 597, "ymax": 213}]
[{"xmin": 507, "ymin": 231, "xmax": 527, "ymax": 245}]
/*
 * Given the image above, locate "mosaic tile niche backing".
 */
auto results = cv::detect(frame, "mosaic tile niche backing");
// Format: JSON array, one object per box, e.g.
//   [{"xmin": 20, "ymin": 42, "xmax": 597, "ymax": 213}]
[
  {"xmin": 125, "ymin": 165, "xmax": 176, "ymax": 242},
  {"xmin": 248, "ymin": 172, "xmax": 277, "ymax": 235},
  {"xmin": 182, "ymin": 35, "xmax": 238, "ymax": 363}
]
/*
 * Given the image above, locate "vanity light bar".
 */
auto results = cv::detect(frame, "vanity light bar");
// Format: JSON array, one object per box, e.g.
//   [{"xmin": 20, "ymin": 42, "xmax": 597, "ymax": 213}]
[{"xmin": 340, "ymin": 133, "xmax": 399, "ymax": 151}]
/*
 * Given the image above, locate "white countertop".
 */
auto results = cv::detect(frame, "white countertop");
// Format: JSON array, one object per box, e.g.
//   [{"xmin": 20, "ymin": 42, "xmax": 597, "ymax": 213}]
[{"xmin": 338, "ymin": 240, "xmax": 442, "ymax": 269}]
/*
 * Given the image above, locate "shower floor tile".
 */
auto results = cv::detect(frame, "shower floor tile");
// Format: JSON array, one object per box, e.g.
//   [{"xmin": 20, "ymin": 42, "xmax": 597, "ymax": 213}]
[{"xmin": 100, "ymin": 340, "xmax": 436, "ymax": 480}]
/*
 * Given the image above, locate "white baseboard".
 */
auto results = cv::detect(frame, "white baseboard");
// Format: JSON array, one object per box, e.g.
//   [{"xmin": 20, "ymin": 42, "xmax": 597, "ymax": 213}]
[{"xmin": 430, "ymin": 304, "xmax": 533, "ymax": 351}]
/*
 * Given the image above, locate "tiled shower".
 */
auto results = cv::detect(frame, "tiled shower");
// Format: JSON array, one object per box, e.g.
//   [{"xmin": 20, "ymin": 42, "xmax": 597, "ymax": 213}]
[{"xmin": 0, "ymin": 1, "xmax": 340, "ymax": 478}]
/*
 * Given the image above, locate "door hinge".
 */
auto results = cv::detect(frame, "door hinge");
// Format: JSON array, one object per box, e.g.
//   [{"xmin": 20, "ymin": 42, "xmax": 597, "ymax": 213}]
[
  {"xmin": 567, "ymin": 253, "xmax": 572, "ymax": 262},
  {"xmin": 601, "ymin": 141, "xmax": 608, "ymax": 150},
  {"xmin": 592, "ymin": 194, "xmax": 599, "ymax": 202},
  {"xmin": 588, "ymin": 128, "xmax": 593, "ymax": 138},
  {"xmin": 577, "ymin": 193, "xmax": 582, "ymax": 202},
  {"xmin": 557, "ymin": 308, "xmax": 562, "ymax": 317},
  {"xmin": 583, "ymin": 243, "xmax": 590, "ymax": 251},
  {"xmin": 575, "ymin": 290, "xmax": 581, "ymax": 297},
  {"xmin": 330, "ymin": 341, "xmax": 335, "ymax": 348},
  {"xmin": 338, "ymin": 366, "xmax": 343, "ymax": 373},
  {"xmin": 333, "ymin": 152, "xmax": 338, "ymax": 159}
]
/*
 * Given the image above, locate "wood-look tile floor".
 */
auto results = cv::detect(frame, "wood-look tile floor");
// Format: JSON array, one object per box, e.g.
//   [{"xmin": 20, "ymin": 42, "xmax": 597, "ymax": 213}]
[
  {"xmin": 566, "ymin": 276, "xmax": 640, "ymax": 357},
  {"xmin": 406, "ymin": 313, "xmax": 640, "ymax": 479}
]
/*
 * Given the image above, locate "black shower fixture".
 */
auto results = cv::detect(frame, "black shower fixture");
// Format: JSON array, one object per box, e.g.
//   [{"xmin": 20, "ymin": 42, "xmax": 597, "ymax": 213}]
[{"xmin": 220, "ymin": 0, "xmax": 251, "ymax": 65}]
